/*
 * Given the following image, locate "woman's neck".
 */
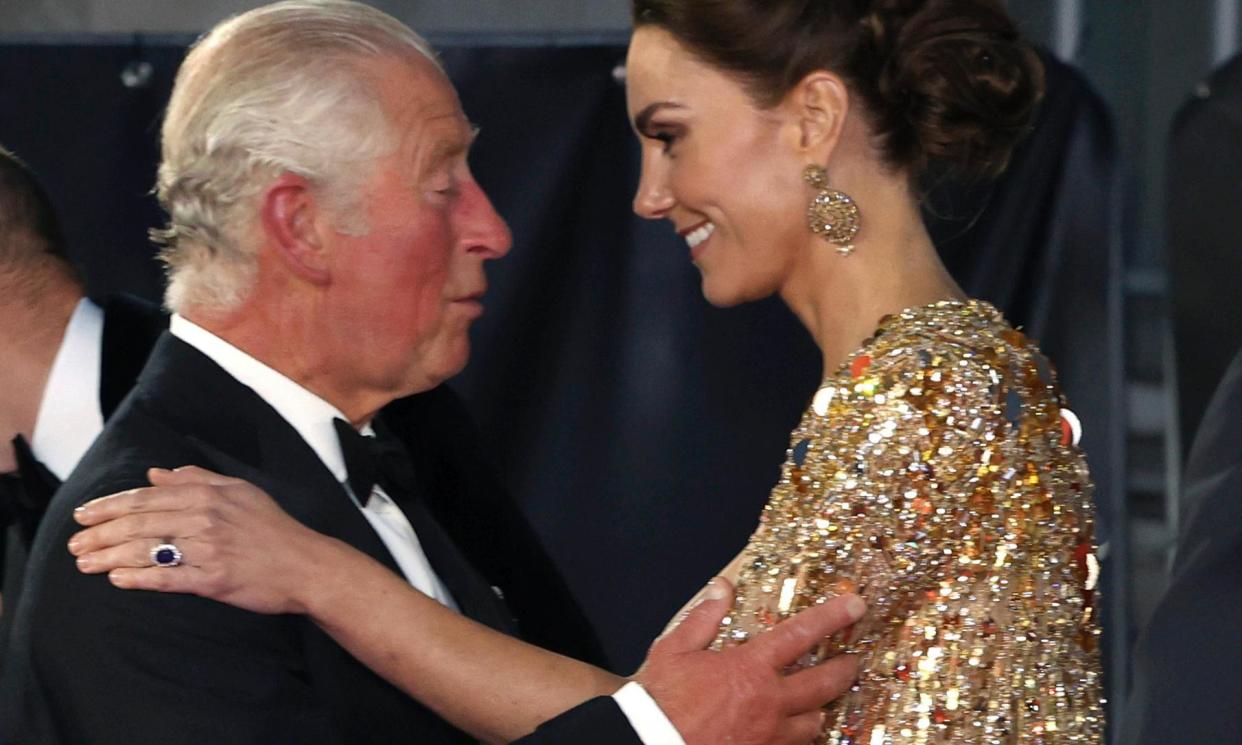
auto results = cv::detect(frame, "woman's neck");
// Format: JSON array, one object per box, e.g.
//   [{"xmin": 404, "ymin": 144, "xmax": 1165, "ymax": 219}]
[{"xmin": 779, "ymin": 182, "xmax": 965, "ymax": 380}]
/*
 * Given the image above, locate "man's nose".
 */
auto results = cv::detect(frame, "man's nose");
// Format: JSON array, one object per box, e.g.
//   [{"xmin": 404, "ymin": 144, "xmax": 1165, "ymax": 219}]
[{"xmin": 462, "ymin": 182, "xmax": 512, "ymax": 258}]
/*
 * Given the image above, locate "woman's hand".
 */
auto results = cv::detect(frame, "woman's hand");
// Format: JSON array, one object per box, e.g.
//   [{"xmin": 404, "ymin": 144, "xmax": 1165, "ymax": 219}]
[{"xmin": 68, "ymin": 465, "xmax": 338, "ymax": 615}]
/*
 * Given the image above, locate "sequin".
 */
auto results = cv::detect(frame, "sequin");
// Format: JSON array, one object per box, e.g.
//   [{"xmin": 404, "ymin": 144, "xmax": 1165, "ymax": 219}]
[
  {"xmin": 1005, "ymin": 388, "xmax": 1023, "ymax": 423},
  {"xmin": 1060, "ymin": 408, "xmax": 1083, "ymax": 447},
  {"xmin": 813, "ymin": 386, "xmax": 836, "ymax": 417},
  {"xmin": 793, "ymin": 439, "xmax": 812, "ymax": 467},
  {"xmin": 715, "ymin": 300, "xmax": 1103, "ymax": 744}
]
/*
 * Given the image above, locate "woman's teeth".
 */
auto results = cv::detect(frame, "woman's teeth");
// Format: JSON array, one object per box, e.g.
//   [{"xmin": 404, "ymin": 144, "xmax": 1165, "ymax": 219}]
[{"xmin": 685, "ymin": 222, "xmax": 715, "ymax": 249}]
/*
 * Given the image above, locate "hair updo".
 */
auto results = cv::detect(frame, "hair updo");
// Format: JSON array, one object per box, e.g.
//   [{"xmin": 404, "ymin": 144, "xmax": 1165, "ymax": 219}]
[{"xmin": 631, "ymin": 0, "xmax": 1044, "ymax": 181}]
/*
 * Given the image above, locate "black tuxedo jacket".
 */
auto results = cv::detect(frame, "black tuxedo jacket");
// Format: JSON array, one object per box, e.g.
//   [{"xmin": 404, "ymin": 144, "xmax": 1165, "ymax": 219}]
[
  {"xmin": 1, "ymin": 296, "xmax": 606, "ymax": 669},
  {"xmin": 0, "ymin": 333, "xmax": 638, "ymax": 744},
  {"xmin": 1122, "ymin": 348, "xmax": 1242, "ymax": 744},
  {"xmin": 0, "ymin": 295, "xmax": 165, "ymax": 629}
]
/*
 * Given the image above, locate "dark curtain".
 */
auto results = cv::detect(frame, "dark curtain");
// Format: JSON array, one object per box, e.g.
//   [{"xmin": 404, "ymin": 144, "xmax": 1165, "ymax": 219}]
[{"xmin": 0, "ymin": 42, "xmax": 1127, "ymax": 702}]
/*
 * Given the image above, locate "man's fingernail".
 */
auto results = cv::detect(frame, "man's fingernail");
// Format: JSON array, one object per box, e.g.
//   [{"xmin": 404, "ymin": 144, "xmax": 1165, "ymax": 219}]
[
  {"xmin": 844, "ymin": 595, "xmax": 866, "ymax": 621},
  {"xmin": 703, "ymin": 577, "xmax": 729, "ymax": 601}
]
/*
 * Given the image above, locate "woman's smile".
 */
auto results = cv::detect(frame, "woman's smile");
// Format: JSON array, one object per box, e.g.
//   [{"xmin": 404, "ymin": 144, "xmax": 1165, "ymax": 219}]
[{"xmin": 678, "ymin": 220, "xmax": 716, "ymax": 259}]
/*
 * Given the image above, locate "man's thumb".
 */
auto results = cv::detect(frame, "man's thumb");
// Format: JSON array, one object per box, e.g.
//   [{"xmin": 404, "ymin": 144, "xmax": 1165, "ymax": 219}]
[{"xmin": 653, "ymin": 577, "xmax": 734, "ymax": 654}]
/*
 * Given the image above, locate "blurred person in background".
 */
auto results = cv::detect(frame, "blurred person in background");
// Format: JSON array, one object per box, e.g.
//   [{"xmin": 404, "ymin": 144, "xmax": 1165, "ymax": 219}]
[
  {"xmin": 0, "ymin": 145, "xmax": 163, "ymax": 621},
  {"xmin": 1123, "ymin": 347, "xmax": 1242, "ymax": 744}
]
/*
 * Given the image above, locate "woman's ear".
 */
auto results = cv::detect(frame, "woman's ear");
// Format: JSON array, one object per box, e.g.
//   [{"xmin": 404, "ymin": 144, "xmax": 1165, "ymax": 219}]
[
  {"xmin": 786, "ymin": 70, "xmax": 850, "ymax": 161},
  {"xmin": 258, "ymin": 173, "xmax": 332, "ymax": 285}
]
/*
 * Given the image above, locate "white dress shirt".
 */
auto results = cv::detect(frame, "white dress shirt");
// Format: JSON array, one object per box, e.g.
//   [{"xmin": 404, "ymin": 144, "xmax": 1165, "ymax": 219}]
[
  {"xmin": 169, "ymin": 314, "xmax": 682, "ymax": 745},
  {"xmin": 169, "ymin": 314, "xmax": 456, "ymax": 608},
  {"xmin": 30, "ymin": 297, "xmax": 105, "ymax": 480}
]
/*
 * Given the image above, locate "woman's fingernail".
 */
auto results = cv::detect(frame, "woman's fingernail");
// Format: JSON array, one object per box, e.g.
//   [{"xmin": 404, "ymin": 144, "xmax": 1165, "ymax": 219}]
[
  {"xmin": 67, "ymin": 537, "xmax": 81, "ymax": 554},
  {"xmin": 75, "ymin": 555, "xmax": 93, "ymax": 571}
]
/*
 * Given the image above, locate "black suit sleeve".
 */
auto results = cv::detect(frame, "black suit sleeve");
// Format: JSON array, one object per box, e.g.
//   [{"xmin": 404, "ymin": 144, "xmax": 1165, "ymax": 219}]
[
  {"xmin": 2, "ymin": 461, "xmax": 345, "ymax": 744},
  {"xmin": 1122, "ymin": 350, "xmax": 1242, "ymax": 744},
  {"xmin": 512, "ymin": 697, "xmax": 642, "ymax": 745}
]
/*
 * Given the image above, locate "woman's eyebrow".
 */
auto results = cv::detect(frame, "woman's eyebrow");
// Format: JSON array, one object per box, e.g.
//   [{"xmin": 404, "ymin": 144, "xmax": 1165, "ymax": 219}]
[{"xmin": 633, "ymin": 102, "xmax": 687, "ymax": 135}]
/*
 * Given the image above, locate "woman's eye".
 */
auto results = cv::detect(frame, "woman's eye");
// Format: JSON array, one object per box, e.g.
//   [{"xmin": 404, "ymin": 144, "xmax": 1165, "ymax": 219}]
[{"xmin": 653, "ymin": 131, "xmax": 679, "ymax": 153}]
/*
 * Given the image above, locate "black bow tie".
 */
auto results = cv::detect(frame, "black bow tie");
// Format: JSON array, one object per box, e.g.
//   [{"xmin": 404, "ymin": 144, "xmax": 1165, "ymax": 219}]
[
  {"xmin": 1, "ymin": 435, "xmax": 60, "ymax": 535},
  {"xmin": 332, "ymin": 418, "xmax": 416, "ymax": 505},
  {"xmin": 0, "ymin": 471, "xmax": 23, "ymax": 529}
]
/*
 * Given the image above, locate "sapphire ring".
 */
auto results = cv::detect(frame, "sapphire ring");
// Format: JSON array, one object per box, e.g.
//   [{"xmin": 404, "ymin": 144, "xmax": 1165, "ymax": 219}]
[{"xmin": 150, "ymin": 542, "xmax": 183, "ymax": 568}]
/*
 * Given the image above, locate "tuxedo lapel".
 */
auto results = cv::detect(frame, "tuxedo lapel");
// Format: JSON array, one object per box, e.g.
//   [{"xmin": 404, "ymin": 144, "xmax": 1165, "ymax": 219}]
[
  {"xmin": 139, "ymin": 335, "xmax": 513, "ymax": 630},
  {"xmin": 369, "ymin": 415, "xmax": 515, "ymax": 633},
  {"xmin": 390, "ymin": 475, "xmax": 516, "ymax": 633},
  {"xmin": 97, "ymin": 295, "xmax": 169, "ymax": 421},
  {"xmin": 136, "ymin": 334, "xmax": 405, "ymax": 579}
]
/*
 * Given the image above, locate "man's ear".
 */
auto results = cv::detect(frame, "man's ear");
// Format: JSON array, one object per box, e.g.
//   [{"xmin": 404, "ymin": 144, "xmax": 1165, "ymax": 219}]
[
  {"xmin": 258, "ymin": 173, "xmax": 332, "ymax": 285},
  {"xmin": 785, "ymin": 70, "xmax": 850, "ymax": 162}
]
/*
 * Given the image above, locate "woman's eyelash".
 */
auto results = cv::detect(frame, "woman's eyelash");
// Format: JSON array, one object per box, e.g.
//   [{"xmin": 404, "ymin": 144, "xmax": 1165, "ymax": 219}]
[{"xmin": 650, "ymin": 130, "xmax": 680, "ymax": 151}]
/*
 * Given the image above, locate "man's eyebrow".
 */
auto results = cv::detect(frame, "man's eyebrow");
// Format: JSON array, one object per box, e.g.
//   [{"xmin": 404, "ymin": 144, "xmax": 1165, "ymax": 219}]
[
  {"xmin": 427, "ymin": 126, "xmax": 480, "ymax": 166},
  {"xmin": 634, "ymin": 102, "xmax": 686, "ymax": 135}
]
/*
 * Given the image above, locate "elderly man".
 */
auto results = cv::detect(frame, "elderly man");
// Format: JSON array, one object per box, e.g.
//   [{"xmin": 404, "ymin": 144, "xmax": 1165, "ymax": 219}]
[
  {"xmin": 0, "ymin": 150, "xmax": 600, "ymax": 665},
  {"xmin": 0, "ymin": 146, "xmax": 164, "ymax": 620},
  {"xmin": 0, "ymin": 3, "xmax": 858, "ymax": 744}
]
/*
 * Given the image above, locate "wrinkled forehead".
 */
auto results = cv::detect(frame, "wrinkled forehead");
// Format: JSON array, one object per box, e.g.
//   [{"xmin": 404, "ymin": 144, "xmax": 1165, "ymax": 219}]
[{"xmin": 370, "ymin": 55, "xmax": 474, "ymax": 155}]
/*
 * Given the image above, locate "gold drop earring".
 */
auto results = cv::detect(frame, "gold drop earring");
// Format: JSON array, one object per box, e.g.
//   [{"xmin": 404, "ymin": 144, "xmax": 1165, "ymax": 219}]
[{"xmin": 803, "ymin": 164, "xmax": 860, "ymax": 256}]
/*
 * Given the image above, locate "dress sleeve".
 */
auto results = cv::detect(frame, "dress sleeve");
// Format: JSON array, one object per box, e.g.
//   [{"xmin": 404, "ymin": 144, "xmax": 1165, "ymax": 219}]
[{"xmin": 805, "ymin": 340, "xmax": 1104, "ymax": 742}]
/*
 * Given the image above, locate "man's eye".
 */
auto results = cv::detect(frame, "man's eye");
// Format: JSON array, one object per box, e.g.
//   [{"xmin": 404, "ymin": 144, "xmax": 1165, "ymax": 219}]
[{"xmin": 430, "ymin": 178, "xmax": 459, "ymax": 196}]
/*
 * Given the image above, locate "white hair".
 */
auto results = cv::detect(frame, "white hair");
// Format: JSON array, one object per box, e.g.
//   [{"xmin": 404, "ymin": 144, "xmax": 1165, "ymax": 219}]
[{"xmin": 155, "ymin": 0, "xmax": 441, "ymax": 313}]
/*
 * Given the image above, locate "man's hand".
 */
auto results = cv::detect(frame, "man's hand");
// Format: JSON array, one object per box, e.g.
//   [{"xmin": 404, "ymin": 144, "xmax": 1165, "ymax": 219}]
[{"xmin": 635, "ymin": 578, "xmax": 863, "ymax": 745}]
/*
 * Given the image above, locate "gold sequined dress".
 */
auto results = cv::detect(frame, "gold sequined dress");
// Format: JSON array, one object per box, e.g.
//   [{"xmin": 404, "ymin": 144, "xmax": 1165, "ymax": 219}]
[{"xmin": 717, "ymin": 300, "xmax": 1103, "ymax": 744}]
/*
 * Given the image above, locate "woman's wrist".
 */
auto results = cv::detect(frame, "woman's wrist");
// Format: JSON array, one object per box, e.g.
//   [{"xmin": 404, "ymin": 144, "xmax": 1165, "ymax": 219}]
[{"xmin": 284, "ymin": 529, "xmax": 360, "ymax": 616}]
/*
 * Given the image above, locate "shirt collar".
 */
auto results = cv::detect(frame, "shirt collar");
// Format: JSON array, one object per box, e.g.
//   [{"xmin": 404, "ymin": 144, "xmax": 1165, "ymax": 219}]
[
  {"xmin": 31, "ymin": 297, "xmax": 105, "ymax": 480},
  {"xmin": 169, "ymin": 314, "xmax": 363, "ymax": 483}
]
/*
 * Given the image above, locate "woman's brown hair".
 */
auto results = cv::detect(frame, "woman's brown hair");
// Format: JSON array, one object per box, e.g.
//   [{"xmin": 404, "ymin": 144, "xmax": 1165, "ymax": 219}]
[{"xmin": 632, "ymin": 0, "xmax": 1044, "ymax": 180}]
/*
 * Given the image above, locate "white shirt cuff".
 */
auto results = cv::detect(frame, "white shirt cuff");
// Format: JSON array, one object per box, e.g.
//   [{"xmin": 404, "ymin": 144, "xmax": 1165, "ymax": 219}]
[{"xmin": 611, "ymin": 680, "xmax": 686, "ymax": 745}]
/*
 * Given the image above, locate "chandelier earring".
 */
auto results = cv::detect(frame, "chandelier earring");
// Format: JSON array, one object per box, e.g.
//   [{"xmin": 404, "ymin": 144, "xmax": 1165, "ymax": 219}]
[{"xmin": 803, "ymin": 164, "xmax": 861, "ymax": 256}]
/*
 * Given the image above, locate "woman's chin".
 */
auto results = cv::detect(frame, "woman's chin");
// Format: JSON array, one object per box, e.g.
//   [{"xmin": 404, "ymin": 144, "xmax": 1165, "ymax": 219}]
[
  {"xmin": 700, "ymin": 283, "xmax": 739, "ymax": 308},
  {"xmin": 699, "ymin": 276, "xmax": 769, "ymax": 309}
]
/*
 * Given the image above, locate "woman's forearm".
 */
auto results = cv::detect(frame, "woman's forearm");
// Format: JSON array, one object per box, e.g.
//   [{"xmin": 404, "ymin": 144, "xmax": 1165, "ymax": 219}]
[
  {"xmin": 298, "ymin": 535, "xmax": 624, "ymax": 744},
  {"xmin": 70, "ymin": 469, "xmax": 624, "ymax": 742}
]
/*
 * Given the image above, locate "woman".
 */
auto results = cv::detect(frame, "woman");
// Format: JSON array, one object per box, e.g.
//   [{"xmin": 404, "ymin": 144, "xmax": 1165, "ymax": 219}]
[{"xmin": 71, "ymin": 0, "xmax": 1103, "ymax": 742}]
